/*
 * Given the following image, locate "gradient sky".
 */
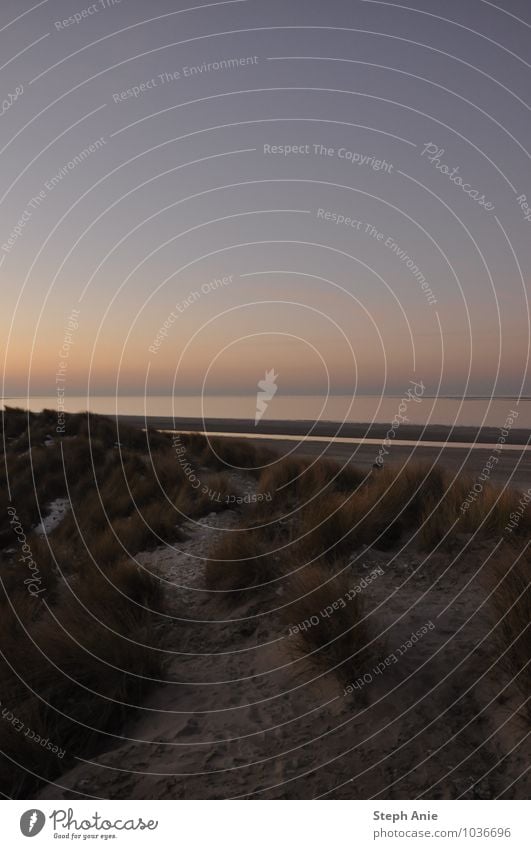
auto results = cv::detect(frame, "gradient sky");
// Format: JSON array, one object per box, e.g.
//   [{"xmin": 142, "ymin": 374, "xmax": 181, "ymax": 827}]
[{"xmin": 1, "ymin": 0, "xmax": 530, "ymax": 404}]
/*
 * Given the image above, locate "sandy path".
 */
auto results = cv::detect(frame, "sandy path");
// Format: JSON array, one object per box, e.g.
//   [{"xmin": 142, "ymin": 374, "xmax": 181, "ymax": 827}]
[{"xmin": 37, "ymin": 506, "xmax": 529, "ymax": 800}]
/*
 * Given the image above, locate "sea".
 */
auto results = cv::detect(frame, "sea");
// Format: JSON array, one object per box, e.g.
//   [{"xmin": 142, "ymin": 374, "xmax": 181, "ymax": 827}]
[{"xmin": 2, "ymin": 394, "xmax": 531, "ymax": 430}]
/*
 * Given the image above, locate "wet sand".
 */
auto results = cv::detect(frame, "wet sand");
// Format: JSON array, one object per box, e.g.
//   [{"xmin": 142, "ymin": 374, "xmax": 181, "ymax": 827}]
[{"xmin": 117, "ymin": 416, "xmax": 530, "ymax": 445}]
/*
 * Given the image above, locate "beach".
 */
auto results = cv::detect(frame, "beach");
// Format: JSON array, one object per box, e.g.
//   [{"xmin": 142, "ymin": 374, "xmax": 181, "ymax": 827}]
[{"xmin": 118, "ymin": 416, "xmax": 531, "ymax": 490}]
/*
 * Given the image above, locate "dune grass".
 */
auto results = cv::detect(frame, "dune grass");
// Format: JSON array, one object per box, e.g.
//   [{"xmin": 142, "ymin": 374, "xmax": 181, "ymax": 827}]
[
  {"xmin": 282, "ymin": 559, "xmax": 379, "ymax": 691},
  {"xmin": 256, "ymin": 457, "xmax": 531, "ymax": 552},
  {"xmin": 206, "ymin": 455, "xmax": 531, "ymax": 601},
  {"xmin": 205, "ymin": 453, "xmax": 530, "ymax": 696},
  {"xmin": 2, "ymin": 407, "xmax": 530, "ymax": 795},
  {"xmin": 199, "ymin": 435, "xmax": 276, "ymax": 473},
  {"xmin": 0, "ymin": 407, "xmax": 255, "ymax": 797},
  {"xmin": 485, "ymin": 546, "xmax": 530, "ymax": 721},
  {"xmin": 0, "ymin": 555, "xmax": 163, "ymax": 797}
]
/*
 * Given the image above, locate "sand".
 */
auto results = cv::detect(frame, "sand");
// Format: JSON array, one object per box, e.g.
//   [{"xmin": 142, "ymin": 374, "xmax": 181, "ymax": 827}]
[{"xmin": 37, "ymin": 474, "xmax": 529, "ymax": 800}]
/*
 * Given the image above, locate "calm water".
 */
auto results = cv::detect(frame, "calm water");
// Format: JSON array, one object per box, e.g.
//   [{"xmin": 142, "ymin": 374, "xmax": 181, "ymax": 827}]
[{"xmin": 3, "ymin": 395, "xmax": 531, "ymax": 429}]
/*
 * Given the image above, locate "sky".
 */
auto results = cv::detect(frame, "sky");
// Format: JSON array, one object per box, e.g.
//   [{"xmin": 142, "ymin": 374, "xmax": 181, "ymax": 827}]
[{"xmin": 1, "ymin": 0, "xmax": 530, "ymax": 407}]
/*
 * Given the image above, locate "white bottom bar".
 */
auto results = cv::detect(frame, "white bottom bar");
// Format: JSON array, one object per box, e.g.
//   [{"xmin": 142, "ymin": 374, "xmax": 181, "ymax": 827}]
[{"xmin": 3, "ymin": 799, "xmax": 529, "ymax": 848}]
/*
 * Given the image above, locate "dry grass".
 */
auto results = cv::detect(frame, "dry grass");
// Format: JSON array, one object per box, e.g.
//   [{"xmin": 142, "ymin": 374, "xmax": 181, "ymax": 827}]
[
  {"xmin": 418, "ymin": 475, "xmax": 531, "ymax": 550},
  {"xmin": 202, "ymin": 436, "xmax": 276, "ymax": 473},
  {"xmin": 207, "ymin": 456, "xmax": 531, "ymax": 605},
  {"xmin": 0, "ymin": 409, "xmax": 278, "ymax": 797},
  {"xmin": 282, "ymin": 560, "xmax": 378, "ymax": 690},
  {"xmin": 294, "ymin": 492, "xmax": 359, "ymax": 561},
  {"xmin": 287, "ymin": 461, "xmax": 530, "ymax": 553},
  {"xmin": 257, "ymin": 455, "xmax": 365, "ymax": 503},
  {"xmin": 175, "ymin": 472, "xmax": 238, "ymax": 518},
  {"xmin": 485, "ymin": 546, "xmax": 530, "ymax": 720},
  {"xmin": 2, "ymin": 407, "xmax": 530, "ymax": 796},
  {"xmin": 0, "ymin": 409, "xmax": 197, "ymax": 797},
  {"xmin": 0, "ymin": 557, "xmax": 163, "ymax": 797},
  {"xmin": 268, "ymin": 463, "xmax": 448, "ymax": 557},
  {"xmin": 205, "ymin": 527, "xmax": 281, "ymax": 596}
]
